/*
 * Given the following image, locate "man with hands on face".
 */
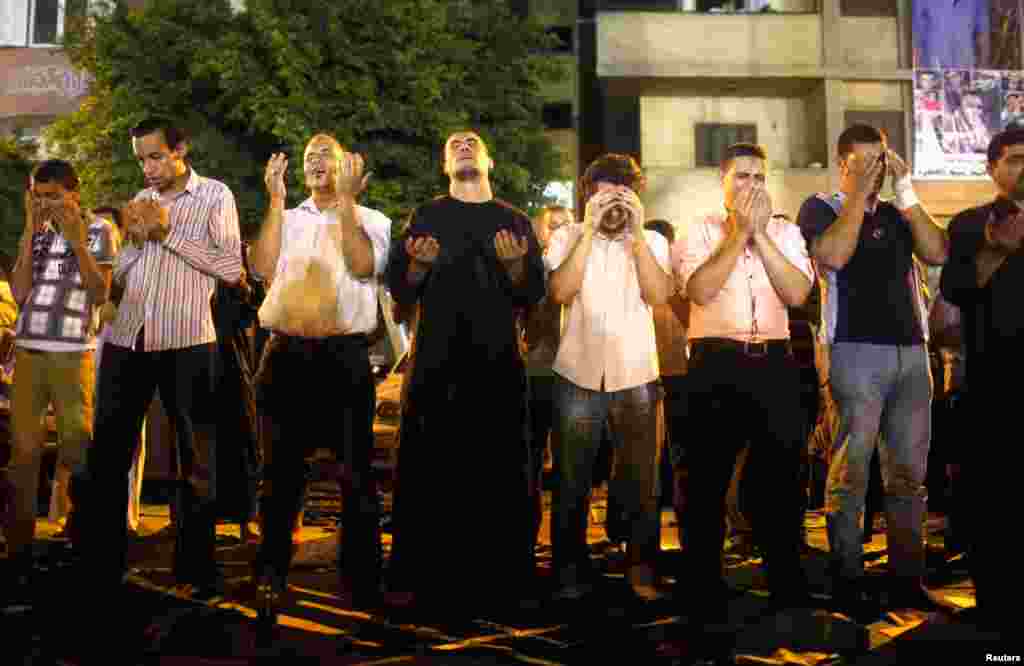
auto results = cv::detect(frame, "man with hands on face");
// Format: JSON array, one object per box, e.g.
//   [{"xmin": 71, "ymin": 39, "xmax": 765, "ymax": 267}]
[
  {"xmin": 1, "ymin": 160, "xmax": 115, "ymax": 597},
  {"xmin": 797, "ymin": 124, "xmax": 948, "ymax": 618},
  {"xmin": 940, "ymin": 128, "xmax": 1024, "ymax": 634},
  {"xmin": 676, "ymin": 144, "xmax": 813, "ymax": 651},
  {"xmin": 385, "ymin": 131, "xmax": 545, "ymax": 613},
  {"xmin": 248, "ymin": 133, "xmax": 392, "ymax": 610},
  {"xmin": 545, "ymin": 153, "xmax": 673, "ymax": 603},
  {"xmin": 78, "ymin": 117, "xmax": 243, "ymax": 603}
]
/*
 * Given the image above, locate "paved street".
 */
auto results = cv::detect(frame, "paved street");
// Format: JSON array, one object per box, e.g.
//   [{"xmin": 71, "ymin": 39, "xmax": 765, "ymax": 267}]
[{"xmin": 1, "ymin": 483, "xmax": 1018, "ymax": 664}]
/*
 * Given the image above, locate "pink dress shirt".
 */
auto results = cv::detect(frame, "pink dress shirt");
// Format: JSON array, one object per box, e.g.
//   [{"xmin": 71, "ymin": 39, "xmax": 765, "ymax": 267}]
[
  {"xmin": 675, "ymin": 212, "xmax": 813, "ymax": 342},
  {"xmin": 545, "ymin": 225, "xmax": 670, "ymax": 392}
]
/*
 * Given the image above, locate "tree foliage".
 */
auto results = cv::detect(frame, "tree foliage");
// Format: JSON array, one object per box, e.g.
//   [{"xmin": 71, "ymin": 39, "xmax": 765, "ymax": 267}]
[
  {"xmin": 45, "ymin": 0, "xmax": 568, "ymax": 237},
  {"xmin": 0, "ymin": 138, "xmax": 36, "ymax": 264}
]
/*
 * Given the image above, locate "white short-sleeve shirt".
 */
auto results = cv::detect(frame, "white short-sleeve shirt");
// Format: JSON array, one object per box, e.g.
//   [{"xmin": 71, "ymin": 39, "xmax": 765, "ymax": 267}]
[{"xmin": 264, "ymin": 198, "xmax": 392, "ymax": 337}]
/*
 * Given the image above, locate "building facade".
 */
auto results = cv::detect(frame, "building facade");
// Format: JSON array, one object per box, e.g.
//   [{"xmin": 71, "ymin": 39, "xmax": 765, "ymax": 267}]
[{"xmin": 577, "ymin": 0, "xmax": 996, "ymax": 225}]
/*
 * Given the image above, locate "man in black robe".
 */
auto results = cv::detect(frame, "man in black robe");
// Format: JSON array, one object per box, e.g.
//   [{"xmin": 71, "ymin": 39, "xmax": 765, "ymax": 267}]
[{"xmin": 385, "ymin": 131, "xmax": 545, "ymax": 613}]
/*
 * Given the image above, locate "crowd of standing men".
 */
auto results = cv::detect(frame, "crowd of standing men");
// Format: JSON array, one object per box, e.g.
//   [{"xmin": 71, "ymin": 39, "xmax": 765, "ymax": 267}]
[{"xmin": 0, "ymin": 115, "xmax": 1020, "ymax": 660}]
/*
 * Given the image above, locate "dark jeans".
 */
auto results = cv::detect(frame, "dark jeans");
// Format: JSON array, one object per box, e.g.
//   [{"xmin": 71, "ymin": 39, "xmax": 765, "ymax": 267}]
[
  {"xmin": 551, "ymin": 375, "xmax": 662, "ymax": 583},
  {"xmin": 254, "ymin": 333, "xmax": 379, "ymax": 596},
  {"xmin": 682, "ymin": 341, "xmax": 808, "ymax": 620},
  {"xmin": 79, "ymin": 341, "xmax": 219, "ymax": 588}
]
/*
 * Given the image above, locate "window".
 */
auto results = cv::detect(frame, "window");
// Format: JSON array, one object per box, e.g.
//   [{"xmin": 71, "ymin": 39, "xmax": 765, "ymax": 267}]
[
  {"xmin": 840, "ymin": 0, "xmax": 896, "ymax": 18},
  {"xmin": 546, "ymin": 25, "xmax": 573, "ymax": 54},
  {"xmin": 0, "ymin": 0, "xmax": 89, "ymax": 47},
  {"xmin": 543, "ymin": 102, "xmax": 573, "ymax": 130},
  {"xmin": 694, "ymin": 123, "xmax": 758, "ymax": 167}
]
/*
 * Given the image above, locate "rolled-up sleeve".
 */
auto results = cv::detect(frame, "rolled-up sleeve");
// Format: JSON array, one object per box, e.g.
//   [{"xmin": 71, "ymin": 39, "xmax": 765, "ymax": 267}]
[
  {"xmin": 778, "ymin": 221, "xmax": 815, "ymax": 282},
  {"xmin": 361, "ymin": 208, "xmax": 393, "ymax": 278},
  {"xmin": 544, "ymin": 224, "xmax": 575, "ymax": 272},
  {"xmin": 674, "ymin": 218, "xmax": 713, "ymax": 294}
]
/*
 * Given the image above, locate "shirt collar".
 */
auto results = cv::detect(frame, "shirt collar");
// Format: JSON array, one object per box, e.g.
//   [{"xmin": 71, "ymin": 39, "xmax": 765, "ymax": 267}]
[
  {"xmin": 834, "ymin": 191, "xmax": 880, "ymax": 215},
  {"xmin": 182, "ymin": 168, "xmax": 201, "ymax": 194},
  {"xmin": 991, "ymin": 196, "xmax": 1021, "ymax": 221},
  {"xmin": 594, "ymin": 228, "xmax": 635, "ymax": 242},
  {"xmin": 298, "ymin": 197, "xmax": 320, "ymax": 214}
]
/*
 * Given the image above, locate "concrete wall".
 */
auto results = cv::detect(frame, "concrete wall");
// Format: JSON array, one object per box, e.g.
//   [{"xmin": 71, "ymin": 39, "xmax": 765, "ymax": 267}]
[
  {"xmin": 597, "ymin": 12, "xmax": 822, "ymax": 76},
  {"xmin": 838, "ymin": 17, "xmax": 901, "ymax": 72},
  {"xmin": 641, "ymin": 95, "xmax": 826, "ymax": 169}
]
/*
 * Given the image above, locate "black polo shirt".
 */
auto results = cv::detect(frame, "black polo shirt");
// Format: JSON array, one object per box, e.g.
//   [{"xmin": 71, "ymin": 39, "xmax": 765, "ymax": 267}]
[{"xmin": 797, "ymin": 194, "xmax": 923, "ymax": 346}]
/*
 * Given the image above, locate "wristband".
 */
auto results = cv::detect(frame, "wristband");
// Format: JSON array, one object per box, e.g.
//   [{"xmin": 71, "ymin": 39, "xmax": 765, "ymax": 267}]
[{"xmin": 893, "ymin": 174, "xmax": 919, "ymax": 210}]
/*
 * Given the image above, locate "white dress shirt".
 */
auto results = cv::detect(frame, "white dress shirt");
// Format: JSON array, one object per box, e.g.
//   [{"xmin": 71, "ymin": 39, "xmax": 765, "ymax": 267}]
[{"xmin": 259, "ymin": 198, "xmax": 392, "ymax": 337}]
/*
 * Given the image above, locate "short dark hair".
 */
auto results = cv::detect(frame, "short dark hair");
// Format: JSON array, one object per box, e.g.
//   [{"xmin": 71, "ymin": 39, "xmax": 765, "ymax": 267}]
[
  {"xmin": 32, "ymin": 160, "xmax": 79, "ymax": 192},
  {"xmin": 644, "ymin": 219, "xmax": 674, "ymax": 244},
  {"xmin": 580, "ymin": 153, "xmax": 645, "ymax": 204},
  {"xmin": 720, "ymin": 143, "xmax": 767, "ymax": 172},
  {"xmin": 130, "ymin": 117, "xmax": 189, "ymax": 151},
  {"xmin": 92, "ymin": 206, "xmax": 123, "ymax": 229},
  {"xmin": 837, "ymin": 124, "xmax": 887, "ymax": 158},
  {"xmin": 987, "ymin": 128, "xmax": 1024, "ymax": 164}
]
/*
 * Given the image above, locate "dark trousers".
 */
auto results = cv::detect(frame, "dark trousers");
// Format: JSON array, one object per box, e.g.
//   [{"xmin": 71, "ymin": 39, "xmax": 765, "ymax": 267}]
[
  {"xmin": 682, "ymin": 341, "xmax": 808, "ymax": 620},
  {"xmin": 960, "ymin": 384, "xmax": 1015, "ymax": 632},
  {"xmin": 80, "ymin": 341, "xmax": 219, "ymax": 587},
  {"xmin": 527, "ymin": 373, "xmax": 556, "ymax": 549},
  {"xmin": 254, "ymin": 333, "xmax": 380, "ymax": 596}
]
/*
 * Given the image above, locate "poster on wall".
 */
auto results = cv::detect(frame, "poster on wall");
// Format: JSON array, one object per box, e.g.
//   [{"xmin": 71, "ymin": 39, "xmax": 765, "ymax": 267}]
[{"xmin": 912, "ymin": 0, "xmax": 1023, "ymax": 179}]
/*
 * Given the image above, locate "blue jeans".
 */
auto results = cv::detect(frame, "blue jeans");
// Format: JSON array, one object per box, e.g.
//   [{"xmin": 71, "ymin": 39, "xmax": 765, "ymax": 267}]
[
  {"xmin": 551, "ymin": 375, "xmax": 662, "ymax": 583},
  {"xmin": 826, "ymin": 343, "xmax": 932, "ymax": 582}
]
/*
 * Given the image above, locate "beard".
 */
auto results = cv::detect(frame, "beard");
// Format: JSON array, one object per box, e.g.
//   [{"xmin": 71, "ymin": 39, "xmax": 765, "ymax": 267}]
[
  {"xmin": 453, "ymin": 167, "xmax": 482, "ymax": 183},
  {"xmin": 599, "ymin": 204, "xmax": 631, "ymax": 236}
]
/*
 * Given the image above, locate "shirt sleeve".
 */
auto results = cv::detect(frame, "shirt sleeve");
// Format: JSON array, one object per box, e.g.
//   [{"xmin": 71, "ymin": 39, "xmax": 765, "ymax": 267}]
[
  {"xmin": 113, "ymin": 243, "xmax": 142, "ymax": 284},
  {"xmin": 674, "ymin": 217, "xmax": 713, "ymax": 295},
  {"xmin": 385, "ymin": 208, "xmax": 426, "ymax": 307},
  {"xmin": 543, "ymin": 224, "xmax": 575, "ymax": 272},
  {"xmin": 161, "ymin": 183, "xmax": 244, "ymax": 283},
  {"xmin": 796, "ymin": 196, "xmax": 838, "ymax": 251},
  {"xmin": 778, "ymin": 220, "xmax": 815, "ymax": 283},
  {"xmin": 90, "ymin": 221, "xmax": 118, "ymax": 266},
  {"xmin": 939, "ymin": 212, "xmax": 986, "ymax": 308},
  {"xmin": 361, "ymin": 208, "xmax": 393, "ymax": 279},
  {"xmin": 643, "ymin": 229, "xmax": 671, "ymax": 272}
]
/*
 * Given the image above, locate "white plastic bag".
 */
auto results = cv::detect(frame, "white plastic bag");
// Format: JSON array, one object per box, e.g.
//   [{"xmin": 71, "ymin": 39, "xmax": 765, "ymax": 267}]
[{"xmin": 258, "ymin": 213, "xmax": 345, "ymax": 338}]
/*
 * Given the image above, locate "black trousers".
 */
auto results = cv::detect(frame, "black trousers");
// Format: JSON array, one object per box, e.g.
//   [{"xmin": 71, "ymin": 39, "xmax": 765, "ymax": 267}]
[
  {"xmin": 80, "ymin": 341, "xmax": 219, "ymax": 588},
  {"xmin": 682, "ymin": 340, "xmax": 809, "ymax": 620},
  {"xmin": 527, "ymin": 373, "xmax": 556, "ymax": 549},
  {"xmin": 254, "ymin": 333, "xmax": 379, "ymax": 595}
]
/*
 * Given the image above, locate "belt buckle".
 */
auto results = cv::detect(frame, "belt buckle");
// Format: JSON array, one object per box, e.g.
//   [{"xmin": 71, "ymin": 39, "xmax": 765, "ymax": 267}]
[{"xmin": 744, "ymin": 338, "xmax": 768, "ymax": 358}]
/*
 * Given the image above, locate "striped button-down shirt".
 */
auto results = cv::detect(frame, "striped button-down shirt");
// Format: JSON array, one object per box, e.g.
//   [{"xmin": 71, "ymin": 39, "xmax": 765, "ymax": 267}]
[{"xmin": 109, "ymin": 169, "xmax": 243, "ymax": 351}]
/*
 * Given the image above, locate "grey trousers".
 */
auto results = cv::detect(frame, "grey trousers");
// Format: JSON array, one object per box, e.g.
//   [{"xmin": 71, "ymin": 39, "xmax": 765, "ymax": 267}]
[{"xmin": 825, "ymin": 342, "xmax": 932, "ymax": 582}]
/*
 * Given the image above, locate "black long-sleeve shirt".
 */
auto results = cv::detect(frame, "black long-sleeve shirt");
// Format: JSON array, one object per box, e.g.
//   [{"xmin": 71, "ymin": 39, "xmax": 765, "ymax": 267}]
[{"xmin": 940, "ymin": 198, "xmax": 1024, "ymax": 389}]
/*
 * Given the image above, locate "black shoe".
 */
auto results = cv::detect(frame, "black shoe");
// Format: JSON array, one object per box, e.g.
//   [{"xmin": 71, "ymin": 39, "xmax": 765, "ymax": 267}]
[
  {"xmin": 830, "ymin": 579, "xmax": 881, "ymax": 624},
  {"xmin": 887, "ymin": 582, "xmax": 943, "ymax": 613}
]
